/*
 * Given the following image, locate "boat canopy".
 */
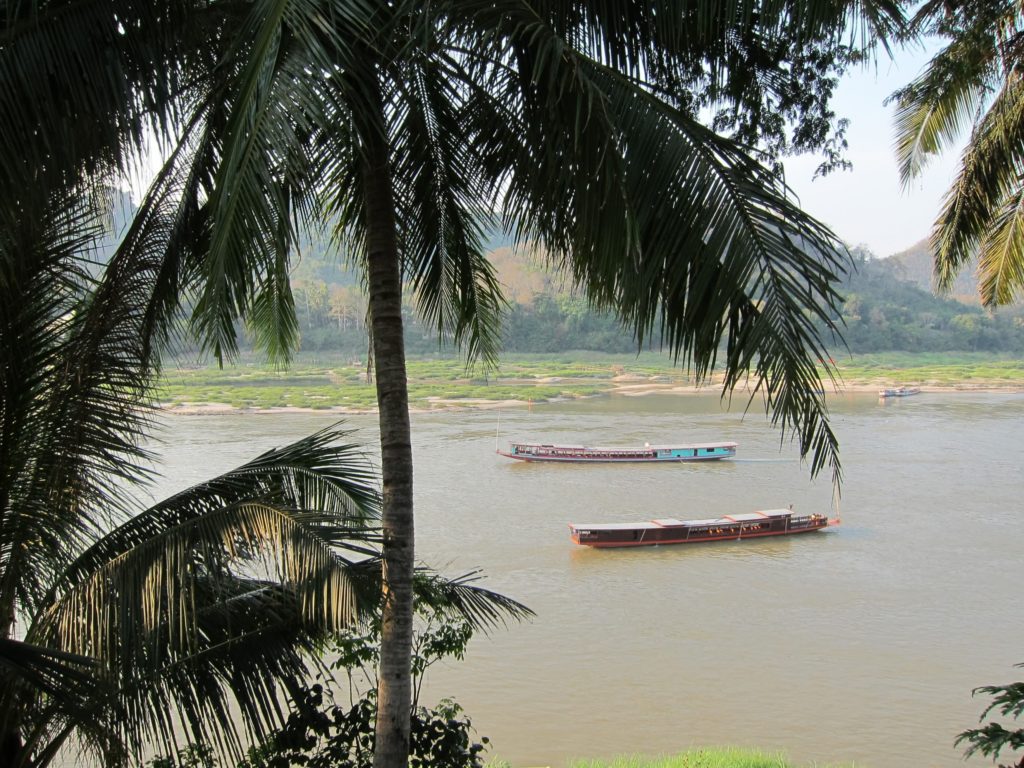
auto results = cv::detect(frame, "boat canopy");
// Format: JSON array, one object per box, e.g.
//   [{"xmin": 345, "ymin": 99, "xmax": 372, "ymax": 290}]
[
  {"xmin": 570, "ymin": 521, "xmax": 661, "ymax": 531},
  {"xmin": 653, "ymin": 517, "xmax": 718, "ymax": 527}
]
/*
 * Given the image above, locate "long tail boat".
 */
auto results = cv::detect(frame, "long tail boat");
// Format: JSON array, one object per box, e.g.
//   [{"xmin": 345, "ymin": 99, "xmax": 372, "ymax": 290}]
[
  {"xmin": 569, "ymin": 508, "xmax": 838, "ymax": 548},
  {"xmin": 878, "ymin": 386, "xmax": 921, "ymax": 398},
  {"xmin": 497, "ymin": 441, "xmax": 737, "ymax": 463}
]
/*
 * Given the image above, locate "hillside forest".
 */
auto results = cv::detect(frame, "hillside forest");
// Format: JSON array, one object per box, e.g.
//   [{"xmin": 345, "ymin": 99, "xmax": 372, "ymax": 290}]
[
  {"xmin": 101, "ymin": 195, "xmax": 1024, "ymax": 359},
  {"xmin": 286, "ymin": 238, "xmax": 1024, "ymax": 358}
]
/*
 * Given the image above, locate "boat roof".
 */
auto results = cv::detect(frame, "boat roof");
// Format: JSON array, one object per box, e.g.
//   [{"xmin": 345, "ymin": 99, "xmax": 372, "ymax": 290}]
[
  {"xmin": 573, "ymin": 521, "xmax": 662, "ymax": 531},
  {"xmin": 571, "ymin": 509, "xmax": 794, "ymax": 531},
  {"xmin": 510, "ymin": 441, "xmax": 738, "ymax": 450}
]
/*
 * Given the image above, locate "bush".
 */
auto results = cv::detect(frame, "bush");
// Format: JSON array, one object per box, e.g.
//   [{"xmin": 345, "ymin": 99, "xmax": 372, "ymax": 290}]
[
  {"xmin": 956, "ymin": 664, "xmax": 1024, "ymax": 768},
  {"xmin": 148, "ymin": 610, "xmax": 490, "ymax": 768}
]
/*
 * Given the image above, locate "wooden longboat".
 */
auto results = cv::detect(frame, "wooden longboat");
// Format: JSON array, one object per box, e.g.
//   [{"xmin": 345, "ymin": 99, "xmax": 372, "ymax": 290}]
[
  {"xmin": 569, "ymin": 508, "xmax": 837, "ymax": 548},
  {"xmin": 878, "ymin": 386, "xmax": 921, "ymax": 398},
  {"xmin": 497, "ymin": 441, "xmax": 737, "ymax": 463}
]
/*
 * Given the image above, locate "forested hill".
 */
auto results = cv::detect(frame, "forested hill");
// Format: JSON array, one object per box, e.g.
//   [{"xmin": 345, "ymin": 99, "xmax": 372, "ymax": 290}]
[
  {"xmin": 288, "ymin": 238, "xmax": 1024, "ymax": 356},
  {"xmin": 97, "ymin": 201, "xmax": 1023, "ymax": 356},
  {"xmin": 835, "ymin": 248, "xmax": 1023, "ymax": 353}
]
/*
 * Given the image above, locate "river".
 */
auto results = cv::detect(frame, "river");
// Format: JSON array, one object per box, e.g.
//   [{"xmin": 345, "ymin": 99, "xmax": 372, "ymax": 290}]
[{"xmin": 150, "ymin": 391, "xmax": 1024, "ymax": 767}]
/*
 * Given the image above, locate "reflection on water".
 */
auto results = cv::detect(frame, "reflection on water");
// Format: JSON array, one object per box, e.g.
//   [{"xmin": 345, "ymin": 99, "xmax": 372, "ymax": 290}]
[{"xmin": 149, "ymin": 392, "xmax": 1024, "ymax": 768}]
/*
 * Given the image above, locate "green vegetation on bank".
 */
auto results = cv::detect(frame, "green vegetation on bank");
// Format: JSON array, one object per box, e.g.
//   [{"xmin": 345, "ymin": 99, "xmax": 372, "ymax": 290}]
[
  {"xmin": 157, "ymin": 356, "xmax": 616, "ymax": 410},
  {"xmin": 157, "ymin": 352, "xmax": 1024, "ymax": 411},
  {"xmin": 562, "ymin": 748, "xmax": 847, "ymax": 768},
  {"xmin": 280, "ymin": 244, "xmax": 1024, "ymax": 359},
  {"xmin": 831, "ymin": 352, "xmax": 1024, "ymax": 387}
]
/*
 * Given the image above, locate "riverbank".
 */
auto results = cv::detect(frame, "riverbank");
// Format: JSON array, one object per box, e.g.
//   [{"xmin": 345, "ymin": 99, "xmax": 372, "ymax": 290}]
[
  {"xmin": 156, "ymin": 352, "xmax": 1024, "ymax": 415},
  {"xmin": 544, "ymin": 749, "xmax": 844, "ymax": 768}
]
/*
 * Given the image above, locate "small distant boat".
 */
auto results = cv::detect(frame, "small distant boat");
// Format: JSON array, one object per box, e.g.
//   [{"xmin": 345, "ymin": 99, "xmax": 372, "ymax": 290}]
[
  {"xmin": 497, "ymin": 441, "xmax": 737, "ymax": 463},
  {"xmin": 878, "ymin": 386, "xmax": 921, "ymax": 398},
  {"xmin": 569, "ymin": 508, "xmax": 837, "ymax": 548}
]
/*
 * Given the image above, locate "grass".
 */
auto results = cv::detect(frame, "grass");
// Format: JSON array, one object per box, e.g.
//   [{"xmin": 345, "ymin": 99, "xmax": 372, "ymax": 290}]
[
  {"xmin": 156, "ymin": 351, "xmax": 1024, "ymax": 411},
  {"xmin": 155, "ymin": 353, "xmax": 678, "ymax": 411},
  {"xmin": 568, "ymin": 751, "xmax": 795, "ymax": 767},
  {"xmin": 485, "ymin": 748, "xmax": 853, "ymax": 768},
  {"xmin": 831, "ymin": 352, "xmax": 1024, "ymax": 387}
]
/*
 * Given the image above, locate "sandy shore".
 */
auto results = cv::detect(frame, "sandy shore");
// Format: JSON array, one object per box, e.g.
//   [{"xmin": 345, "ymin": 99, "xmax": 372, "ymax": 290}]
[{"xmin": 158, "ymin": 379, "xmax": 1022, "ymax": 416}]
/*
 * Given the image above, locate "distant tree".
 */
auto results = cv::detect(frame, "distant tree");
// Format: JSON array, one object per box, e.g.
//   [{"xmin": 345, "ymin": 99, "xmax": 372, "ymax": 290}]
[{"xmin": 892, "ymin": 0, "xmax": 1024, "ymax": 306}]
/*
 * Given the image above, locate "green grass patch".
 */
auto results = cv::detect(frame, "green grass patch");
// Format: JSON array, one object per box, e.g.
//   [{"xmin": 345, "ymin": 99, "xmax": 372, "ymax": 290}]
[
  {"xmin": 157, "ymin": 351, "xmax": 1023, "ymax": 411},
  {"xmin": 832, "ymin": 352, "xmax": 1024, "ymax": 386},
  {"xmin": 561, "ymin": 748, "xmax": 850, "ymax": 768}
]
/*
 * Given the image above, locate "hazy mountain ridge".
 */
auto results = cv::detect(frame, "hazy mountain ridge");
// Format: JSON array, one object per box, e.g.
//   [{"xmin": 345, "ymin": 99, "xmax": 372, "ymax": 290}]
[
  {"xmin": 883, "ymin": 238, "xmax": 985, "ymax": 304},
  {"xmin": 95, "ymin": 200, "xmax": 1023, "ymax": 355}
]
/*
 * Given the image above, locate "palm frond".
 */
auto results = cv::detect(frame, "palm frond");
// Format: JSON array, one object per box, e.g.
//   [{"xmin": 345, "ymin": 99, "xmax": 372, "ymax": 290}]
[
  {"xmin": 468, "ymin": 26, "xmax": 843, "ymax": 479},
  {"xmin": 0, "ymin": 637, "xmax": 113, "ymax": 768},
  {"xmin": 891, "ymin": 33, "xmax": 993, "ymax": 186},
  {"xmin": 410, "ymin": 570, "xmax": 535, "ymax": 630},
  {"xmin": 0, "ymin": 189, "xmax": 165, "ymax": 619},
  {"xmin": 29, "ymin": 427, "xmax": 379, "ymax": 762},
  {"xmin": 0, "ymin": 1, "xmax": 221, "ymax": 204},
  {"xmin": 47, "ymin": 425, "xmax": 380, "ymax": 598},
  {"xmin": 36, "ymin": 498, "xmax": 374, "ymax": 664},
  {"xmin": 342, "ymin": 559, "xmax": 533, "ymax": 632},
  {"xmin": 190, "ymin": 0, "xmax": 376, "ymax": 363},
  {"xmin": 0, "ymin": 638, "xmax": 98, "ymax": 706},
  {"xmin": 931, "ymin": 76, "xmax": 1024, "ymax": 296},
  {"xmin": 35, "ymin": 574, "xmax": 349, "ymax": 765},
  {"xmin": 976, "ymin": 184, "xmax": 1024, "ymax": 306},
  {"xmin": 389, "ymin": 46, "xmax": 508, "ymax": 366}
]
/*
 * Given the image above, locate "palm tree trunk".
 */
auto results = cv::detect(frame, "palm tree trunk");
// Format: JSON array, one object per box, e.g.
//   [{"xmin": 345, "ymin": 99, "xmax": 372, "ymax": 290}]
[{"xmin": 361, "ymin": 79, "xmax": 414, "ymax": 768}]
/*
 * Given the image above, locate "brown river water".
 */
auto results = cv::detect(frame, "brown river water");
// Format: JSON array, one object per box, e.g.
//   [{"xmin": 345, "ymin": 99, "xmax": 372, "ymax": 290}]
[{"xmin": 150, "ymin": 391, "xmax": 1024, "ymax": 767}]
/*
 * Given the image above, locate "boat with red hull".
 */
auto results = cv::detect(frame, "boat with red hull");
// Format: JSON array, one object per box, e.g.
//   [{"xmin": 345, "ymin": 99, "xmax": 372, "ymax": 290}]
[
  {"xmin": 569, "ymin": 508, "xmax": 837, "ymax": 548},
  {"xmin": 498, "ymin": 441, "xmax": 737, "ymax": 463}
]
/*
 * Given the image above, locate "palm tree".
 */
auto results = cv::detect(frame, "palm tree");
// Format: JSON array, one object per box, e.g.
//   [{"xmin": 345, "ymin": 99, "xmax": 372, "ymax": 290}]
[
  {"xmin": 892, "ymin": 0, "xmax": 1024, "ymax": 305},
  {"xmin": 308, "ymin": 6, "xmax": 903, "ymax": 765},
  {"xmin": 0, "ymin": 187, "xmax": 389, "ymax": 766},
  {"xmin": 2, "ymin": 2, "xmax": 903, "ymax": 766},
  {"xmin": 0, "ymin": 189, "xmax": 529, "ymax": 767}
]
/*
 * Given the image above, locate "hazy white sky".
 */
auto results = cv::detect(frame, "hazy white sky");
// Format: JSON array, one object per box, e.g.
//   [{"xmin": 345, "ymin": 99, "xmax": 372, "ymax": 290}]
[{"xmin": 782, "ymin": 40, "xmax": 963, "ymax": 258}]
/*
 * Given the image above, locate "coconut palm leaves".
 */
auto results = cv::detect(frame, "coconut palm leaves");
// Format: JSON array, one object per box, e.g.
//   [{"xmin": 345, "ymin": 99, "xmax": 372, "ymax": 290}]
[
  {"xmin": 0, "ymin": 177, "xmax": 522, "ymax": 768},
  {"xmin": 0, "ymin": 209, "xmax": 520, "ymax": 765},
  {"xmin": 892, "ymin": 0, "xmax": 1024, "ymax": 305},
  {"xmin": 308, "ymin": 1, "xmax": 873, "ymax": 477},
  {"xmin": 0, "ymin": 0, "xmax": 219, "ymax": 205},
  {"xmin": 462, "ymin": 33, "xmax": 848, "ymax": 474},
  {"xmin": 2, "ymin": 0, "xmax": 884, "ymax": 474},
  {"xmin": 0, "ymin": 203, "xmax": 388, "ymax": 764},
  {"xmin": 18, "ymin": 428, "xmax": 382, "ymax": 766}
]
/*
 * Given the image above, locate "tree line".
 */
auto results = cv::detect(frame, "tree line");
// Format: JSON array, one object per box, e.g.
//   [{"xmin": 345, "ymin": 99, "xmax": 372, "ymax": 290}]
[{"xmin": 282, "ymin": 246, "xmax": 1024, "ymax": 358}]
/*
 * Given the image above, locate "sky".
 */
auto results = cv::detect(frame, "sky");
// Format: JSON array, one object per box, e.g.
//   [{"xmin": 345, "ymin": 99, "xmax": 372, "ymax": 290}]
[{"xmin": 781, "ymin": 40, "xmax": 964, "ymax": 258}]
